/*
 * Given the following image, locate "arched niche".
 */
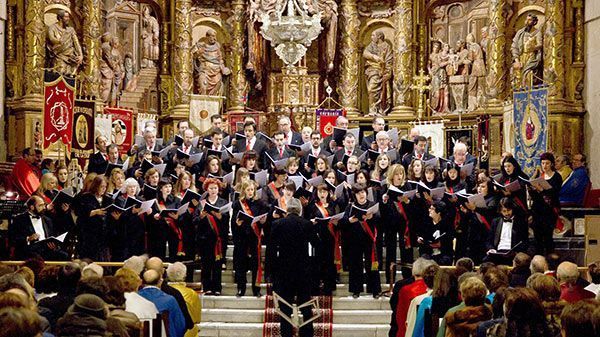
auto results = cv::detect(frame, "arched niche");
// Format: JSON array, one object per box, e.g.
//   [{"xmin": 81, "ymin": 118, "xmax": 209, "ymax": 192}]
[
  {"xmin": 192, "ymin": 18, "xmax": 230, "ymax": 47},
  {"xmin": 44, "ymin": 4, "xmax": 82, "ymax": 32},
  {"xmin": 358, "ymin": 19, "xmax": 394, "ymax": 114},
  {"xmin": 507, "ymin": 5, "xmax": 545, "ymax": 40}
]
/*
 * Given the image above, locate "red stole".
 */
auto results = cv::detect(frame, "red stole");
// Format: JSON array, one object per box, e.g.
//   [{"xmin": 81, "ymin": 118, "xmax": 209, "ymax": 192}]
[
  {"xmin": 158, "ymin": 201, "xmax": 183, "ymax": 254},
  {"xmin": 359, "ymin": 217, "xmax": 379, "ymax": 271},
  {"xmin": 316, "ymin": 202, "xmax": 342, "ymax": 271},
  {"xmin": 475, "ymin": 212, "xmax": 491, "ymax": 231},
  {"xmin": 242, "ymin": 200, "xmax": 262, "ymax": 286},
  {"xmin": 206, "ymin": 199, "xmax": 222, "ymax": 261},
  {"xmin": 268, "ymin": 182, "xmax": 281, "ymax": 200},
  {"xmin": 395, "ymin": 201, "xmax": 411, "ymax": 248}
]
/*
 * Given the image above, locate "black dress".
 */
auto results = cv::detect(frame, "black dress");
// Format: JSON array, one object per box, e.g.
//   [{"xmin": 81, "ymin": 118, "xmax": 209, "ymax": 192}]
[
  {"xmin": 305, "ymin": 201, "xmax": 339, "ymax": 295},
  {"xmin": 380, "ymin": 183, "xmax": 413, "ymax": 283},
  {"xmin": 75, "ymin": 192, "xmax": 111, "ymax": 261},
  {"xmin": 530, "ymin": 172, "xmax": 562, "ymax": 255}
]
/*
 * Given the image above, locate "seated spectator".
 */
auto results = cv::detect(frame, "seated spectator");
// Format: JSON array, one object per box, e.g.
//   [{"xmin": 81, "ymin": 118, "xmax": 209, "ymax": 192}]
[
  {"xmin": 123, "ymin": 256, "xmax": 147, "ymax": 276},
  {"xmin": 35, "ymin": 266, "xmax": 60, "ymax": 301},
  {"xmin": 413, "ymin": 268, "xmax": 460, "ymax": 337},
  {"xmin": 484, "ymin": 288, "xmax": 553, "ymax": 337},
  {"xmin": 560, "ymin": 299, "xmax": 600, "ymax": 337},
  {"xmin": 555, "ymin": 155, "xmax": 572, "ymax": 182},
  {"xmin": 82, "ymin": 263, "xmax": 104, "ymax": 280},
  {"xmin": 405, "ymin": 264, "xmax": 439, "ymax": 337},
  {"xmin": 510, "ymin": 253, "xmax": 532, "ymax": 288},
  {"xmin": 530, "ymin": 255, "xmax": 549, "ymax": 274},
  {"xmin": 483, "ymin": 267, "xmax": 509, "ymax": 303},
  {"xmin": 557, "ymin": 261, "xmax": 595, "ymax": 303},
  {"xmin": 445, "ymin": 277, "xmax": 492, "ymax": 337},
  {"xmin": 104, "ymin": 276, "xmax": 142, "ymax": 337},
  {"xmin": 456, "ymin": 257, "xmax": 475, "ymax": 273},
  {"xmin": 0, "ymin": 307, "xmax": 43, "ymax": 337},
  {"xmin": 138, "ymin": 269, "xmax": 186, "ymax": 337},
  {"xmin": 55, "ymin": 294, "xmax": 109, "ymax": 337},
  {"xmin": 560, "ymin": 153, "xmax": 590, "ymax": 206},
  {"xmin": 436, "ymin": 271, "xmax": 479, "ymax": 337},
  {"xmin": 546, "ymin": 252, "xmax": 561, "ymax": 278},
  {"xmin": 38, "ymin": 263, "xmax": 81, "ymax": 330},
  {"xmin": 114, "ymin": 267, "xmax": 158, "ymax": 320},
  {"xmin": 585, "ymin": 261, "xmax": 600, "ymax": 297},
  {"xmin": 166, "ymin": 262, "xmax": 201, "ymax": 337},
  {"xmin": 528, "ymin": 274, "xmax": 566, "ymax": 337}
]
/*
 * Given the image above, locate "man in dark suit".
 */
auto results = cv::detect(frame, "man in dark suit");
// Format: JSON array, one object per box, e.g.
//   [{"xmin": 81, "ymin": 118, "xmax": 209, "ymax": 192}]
[
  {"xmin": 301, "ymin": 131, "xmax": 330, "ymax": 174},
  {"xmin": 203, "ymin": 115, "xmax": 230, "ymax": 145},
  {"xmin": 267, "ymin": 131, "xmax": 295, "ymax": 162},
  {"xmin": 448, "ymin": 141, "xmax": 478, "ymax": 166},
  {"xmin": 9, "ymin": 195, "xmax": 68, "ymax": 260},
  {"xmin": 321, "ymin": 115, "xmax": 349, "ymax": 153},
  {"xmin": 234, "ymin": 121, "xmax": 268, "ymax": 168},
  {"xmin": 270, "ymin": 198, "xmax": 315, "ymax": 337},
  {"xmin": 87, "ymin": 135, "xmax": 109, "ymax": 174},
  {"xmin": 166, "ymin": 128, "xmax": 202, "ymax": 174},
  {"xmin": 332, "ymin": 133, "xmax": 363, "ymax": 168},
  {"xmin": 278, "ymin": 116, "xmax": 303, "ymax": 146},
  {"xmin": 165, "ymin": 119, "xmax": 190, "ymax": 146},
  {"xmin": 401, "ymin": 135, "xmax": 433, "ymax": 168},
  {"xmin": 361, "ymin": 116, "xmax": 386, "ymax": 151},
  {"xmin": 104, "ymin": 143, "xmax": 124, "ymax": 176},
  {"xmin": 201, "ymin": 129, "xmax": 231, "ymax": 172},
  {"xmin": 484, "ymin": 197, "xmax": 529, "ymax": 265},
  {"xmin": 131, "ymin": 129, "xmax": 164, "ymax": 156}
]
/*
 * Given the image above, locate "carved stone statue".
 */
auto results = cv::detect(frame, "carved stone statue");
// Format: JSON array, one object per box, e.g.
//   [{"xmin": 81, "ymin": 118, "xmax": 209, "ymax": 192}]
[
  {"xmin": 141, "ymin": 6, "xmax": 160, "ymax": 68},
  {"xmin": 480, "ymin": 26, "xmax": 489, "ymax": 57},
  {"xmin": 46, "ymin": 10, "xmax": 83, "ymax": 76},
  {"xmin": 308, "ymin": 0, "xmax": 338, "ymax": 73},
  {"xmin": 511, "ymin": 14, "xmax": 543, "ymax": 88},
  {"xmin": 447, "ymin": 40, "xmax": 470, "ymax": 112},
  {"xmin": 111, "ymin": 36, "xmax": 124, "ymax": 103},
  {"xmin": 100, "ymin": 33, "xmax": 115, "ymax": 103},
  {"xmin": 363, "ymin": 30, "xmax": 393, "ymax": 116},
  {"xmin": 122, "ymin": 53, "xmax": 136, "ymax": 92},
  {"xmin": 466, "ymin": 33, "xmax": 486, "ymax": 111},
  {"xmin": 192, "ymin": 29, "xmax": 231, "ymax": 96},
  {"xmin": 428, "ymin": 41, "xmax": 450, "ymax": 114}
]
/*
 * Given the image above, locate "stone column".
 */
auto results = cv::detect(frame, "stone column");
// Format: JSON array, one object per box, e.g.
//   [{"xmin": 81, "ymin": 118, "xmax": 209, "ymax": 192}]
[
  {"xmin": 486, "ymin": 0, "xmax": 508, "ymax": 103},
  {"xmin": 6, "ymin": 6, "xmax": 15, "ymax": 62},
  {"xmin": 80, "ymin": 0, "xmax": 102, "ymax": 100},
  {"xmin": 23, "ymin": 0, "xmax": 45, "ymax": 98},
  {"xmin": 391, "ymin": 0, "xmax": 414, "ymax": 116},
  {"xmin": 338, "ymin": 0, "xmax": 360, "ymax": 117},
  {"xmin": 171, "ymin": 0, "xmax": 192, "ymax": 117},
  {"xmin": 544, "ymin": 0, "xmax": 565, "ymax": 100},
  {"xmin": 227, "ymin": 0, "xmax": 248, "ymax": 113}
]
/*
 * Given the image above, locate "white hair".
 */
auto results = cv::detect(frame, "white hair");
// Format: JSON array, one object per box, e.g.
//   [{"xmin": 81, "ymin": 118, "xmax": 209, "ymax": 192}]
[
  {"xmin": 301, "ymin": 126, "xmax": 312, "ymax": 133},
  {"xmin": 336, "ymin": 116, "xmax": 348, "ymax": 124},
  {"xmin": 166, "ymin": 262, "xmax": 187, "ymax": 282},
  {"xmin": 557, "ymin": 261, "xmax": 579, "ymax": 284},
  {"xmin": 123, "ymin": 178, "xmax": 140, "ymax": 195},
  {"xmin": 123, "ymin": 255, "xmax": 147, "ymax": 275},
  {"xmin": 278, "ymin": 116, "xmax": 291, "ymax": 124},
  {"xmin": 286, "ymin": 197, "xmax": 303, "ymax": 216},
  {"xmin": 412, "ymin": 258, "xmax": 438, "ymax": 277},
  {"xmin": 375, "ymin": 131, "xmax": 389, "ymax": 140},
  {"xmin": 82, "ymin": 263, "xmax": 104, "ymax": 279},
  {"xmin": 453, "ymin": 142, "xmax": 467, "ymax": 154}
]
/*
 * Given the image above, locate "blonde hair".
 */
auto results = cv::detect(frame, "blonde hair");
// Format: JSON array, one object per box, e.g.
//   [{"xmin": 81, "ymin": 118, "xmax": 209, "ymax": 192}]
[
  {"xmin": 107, "ymin": 168, "xmax": 125, "ymax": 193},
  {"xmin": 386, "ymin": 164, "xmax": 406, "ymax": 187},
  {"xmin": 459, "ymin": 276, "xmax": 487, "ymax": 306},
  {"xmin": 234, "ymin": 168, "xmax": 250, "ymax": 193},
  {"xmin": 239, "ymin": 180, "xmax": 258, "ymax": 201},
  {"xmin": 115, "ymin": 267, "xmax": 142, "ymax": 292},
  {"xmin": 174, "ymin": 170, "xmax": 196, "ymax": 195},
  {"xmin": 38, "ymin": 173, "xmax": 58, "ymax": 194}
]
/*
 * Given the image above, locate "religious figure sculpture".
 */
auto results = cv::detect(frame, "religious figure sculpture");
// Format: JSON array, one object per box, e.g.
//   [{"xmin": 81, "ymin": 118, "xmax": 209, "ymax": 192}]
[
  {"xmin": 480, "ymin": 26, "xmax": 489, "ymax": 57},
  {"xmin": 447, "ymin": 40, "xmax": 471, "ymax": 113},
  {"xmin": 428, "ymin": 41, "xmax": 450, "ymax": 114},
  {"xmin": 100, "ymin": 33, "xmax": 115, "ymax": 103},
  {"xmin": 511, "ymin": 14, "xmax": 543, "ymax": 88},
  {"xmin": 192, "ymin": 29, "xmax": 231, "ymax": 96},
  {"xmin": 308, "ymin": 0, "xmax": 338, "ymax": 73},
  {"xmin": 141, "ymin": 6, "xmax": 160, "ymax": 68},
  {"xmin": 111, "ymin": 37, "xmax": 124, "ymax": 103},
  {"xmin": 466, "ymin": 33, "xmax": 486, "ymax": 111},
  {"xmin": 363, "ymin": 30, "xmax": 393, "ymax": 116},
  {"xmin": 46, "ymin": 10, "xmax": 83, "ymax": 76},
  {"xmin": 122, "ymin": 53, "xmax": 136, "ymax": 92}
]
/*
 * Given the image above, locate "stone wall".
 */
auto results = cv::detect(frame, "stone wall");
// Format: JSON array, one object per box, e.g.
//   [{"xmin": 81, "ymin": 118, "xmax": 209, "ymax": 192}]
[{"xmin": 585, "ymin": 1, "xmax": 600, "ymax": 187}]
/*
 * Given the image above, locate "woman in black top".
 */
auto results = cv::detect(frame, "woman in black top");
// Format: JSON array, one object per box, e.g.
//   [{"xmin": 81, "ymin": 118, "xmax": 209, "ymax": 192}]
[
  {"xmin": 151, "ymin": 179, "xmax": 181, "ymax": 260},
  {"xmin": 75, "ymin": 175, "xmax": 111, "ymax": 261},
  {"xmin": 194, "ymin": 178, "xmax": 230, "ymax": 295},
  {"xmin": 417, "ymin": 201, "xmax": 454, "ymax": 265},
  {"xmin": 339, "ymin": 183, "xmax": 381, "ymax": 298},
  {"xmin": 530, "ymin": 152, "xmax": 563, "ymax": 255},
  {"xmin": 498, "ymin": 156, "xmax": 529, "ymax": 216}
]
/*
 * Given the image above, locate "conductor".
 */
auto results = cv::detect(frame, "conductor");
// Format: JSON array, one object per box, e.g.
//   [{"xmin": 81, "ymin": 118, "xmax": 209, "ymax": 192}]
[{"xmin": 270, "ymin": 197, "xmax": 315, "ymax": 337}]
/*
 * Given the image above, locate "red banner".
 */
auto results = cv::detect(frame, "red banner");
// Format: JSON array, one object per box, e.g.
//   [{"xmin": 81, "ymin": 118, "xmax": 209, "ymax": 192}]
[
  {"xmin": 43, "ymin": 71, "xmax": 75, "ymax": 151},
  {"xmin": 316, "ymin": 108, "xmax": 345, "ymax": 138},
  {"xmin": 104, "ymin": 107, "xmax": 134, "ymax": 155}
]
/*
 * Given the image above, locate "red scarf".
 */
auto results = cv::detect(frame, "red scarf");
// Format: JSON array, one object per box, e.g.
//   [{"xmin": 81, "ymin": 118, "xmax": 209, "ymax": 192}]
[
  {"xmin": 268, "ymin": 182, "xmax": 281, "ymax": 200},
  {"xmin": 316, "ymin": 202, "xmax": 342, "ymax": 271},
  {"xmin": 242, "ymin": 200, "xmax": 262, "ymax": 286},
  {"xmin": 206, "ymin": 199, "xmax": 222, "ymax": 261},
  {"xmin": 159, "ymin": 201, "xmax": 183, "ymax": 254},
  {"xmin": 475, "ymin": 212, "xmax": 491, "ymax": 231},
  {"xmin": 395, "ymin": 201, "xmax": 411, "ymax": 248},
  {"xmin": 359, "ymin": 218, "xmax": 379, "ymax": 271}
]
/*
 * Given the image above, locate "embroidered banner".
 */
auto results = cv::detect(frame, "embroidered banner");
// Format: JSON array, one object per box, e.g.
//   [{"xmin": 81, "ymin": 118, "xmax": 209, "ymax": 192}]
[
  {"xmin": 445, "ymin": 127, "xmax": 474, "ymax": 159},
  {"xmin": 136, "ymin": 113, "xmax": 159, "ymax": 136},
  {"xmin": 513, "ymin": 86, "xmax": 548, "ymax": 177},
  {"xmin": 190, "ymin": 94, "xmax": 222, "ymax": 134},
  {"xmin": 477, "ymin": 115, "xmax": 490, "ymax": 171},
  {"xmin": 43, "ymin": 71, "xmax": 75, "ymax": 151},
  {"xmin": 316, "ymin": 108, "xmax": 345, "ymax": 138},
  {"xmin": 95, "ymin": 114, "xmax": 113, "ymax": 143},
  {"xmin": 104, "ymin": 107, "xmax": 134, "ymax": 155},
  {"xmin": 72, "ymin": 98, "xmax": 95, "ymax": 168}
]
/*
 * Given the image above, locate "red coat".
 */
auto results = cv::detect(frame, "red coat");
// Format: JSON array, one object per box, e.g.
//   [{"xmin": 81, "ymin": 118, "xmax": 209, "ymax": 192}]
[
  {"xmin": 11, "ymin": 159, "xmax": 40, "ymax": 199},
  {"xmin": 560, "ymin": 283, "xmax": 595, "ymax": 303},
  {"xmin": 395, "ymin": 278, "xmax": 427, "ymax": 337}
]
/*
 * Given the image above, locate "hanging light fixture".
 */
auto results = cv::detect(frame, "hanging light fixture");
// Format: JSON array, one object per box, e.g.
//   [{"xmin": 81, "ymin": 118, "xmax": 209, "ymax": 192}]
[{"xmin": 260, "ymin": 0, "xmax": 323, "ymax": 67}]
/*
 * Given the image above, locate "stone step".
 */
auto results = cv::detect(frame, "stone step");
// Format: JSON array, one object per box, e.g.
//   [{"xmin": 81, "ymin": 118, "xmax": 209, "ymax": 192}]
[
  {"xmin": 215, "ymin": 269, "xmax": 400, "ymax": 285},
  {"xmin": 211, "ymin": 282, "xmax": 394, "ymax": 297},
  {"xmin": 201, "ymin": 295, "xmax": 391, "ymax": 311},
  {"xmin": 198, "ymin": 322, "xmax": 390, "ymax": 337},
  {"xmin": 200, "ymin": 308, "xmax": 391, "ymax": 325}
]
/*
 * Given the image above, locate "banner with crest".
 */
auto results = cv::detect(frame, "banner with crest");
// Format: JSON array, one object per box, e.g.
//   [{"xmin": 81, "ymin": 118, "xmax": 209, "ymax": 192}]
[
  {"xmin": 43, "ymin": 71, "xmax": 75, "ymax": 151},
  {"xmin": 316, "ymin": 108, "xmax": 345, "ymax": 138},
  {"xmin": 513, "ymin": 86, "xmax": 548, "ymax": 177},
  {"xmin": 72, "ymin": 98, "xmax": 95, "ymax": 168},
  {"xmin": 104, "ymin": 107, "xmax": 134, "ymax": 155}
]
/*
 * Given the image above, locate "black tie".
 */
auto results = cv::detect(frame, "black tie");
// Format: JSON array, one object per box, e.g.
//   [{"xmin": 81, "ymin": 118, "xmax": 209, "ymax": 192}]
[
  {"xmin": 31, "ymin": 215, "xmax": 40, "ymax": 219},
  {"xmin": 503, "ymin": 218, "xmax": 513, "ymax": 223}
]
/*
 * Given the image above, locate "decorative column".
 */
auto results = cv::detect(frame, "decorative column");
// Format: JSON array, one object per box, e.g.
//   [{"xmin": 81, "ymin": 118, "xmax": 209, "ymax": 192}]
[
  {"xmin": 23, "ymin": 0, "xmax": 45, "ymax": 98},
  {"xmin": 571, "ymin": 0, "xmax": 585, "ymax": 101},
  {"xmin": 227, "ymin": 0, "xmax": 248, "ymax": 113},
  {"xmin": 486, "ymin": 0, "xmax": 508, "ymax": 103},
  {"xmin": 171, "ymin": 0, "xmax": 192, "ymax": 117},
  {"xmin": 391, "ymin": 0, "xmax": 414, "ymax": 116},
  {"xmin": 6, "ymin": 6, "xmax": 15, "ymax": 62},
  {"xmin": 544, "ymin": 0, "xmax": 565, "ymax": 100},
  {"xmin": 80, "ymin": 0, "xmax": 102, "ymax": 100},
  {"xmin": 338, "ymin": 0, "xmax": 360, "ymax": 117}
]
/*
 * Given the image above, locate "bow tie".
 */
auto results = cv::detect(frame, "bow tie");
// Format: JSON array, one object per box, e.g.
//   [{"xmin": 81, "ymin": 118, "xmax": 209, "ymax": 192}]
[
  {"xmin": 30, "ymin": 215, "xmax": 41, "ymax": 219},
  {"xmin": 503, "ymin": 218, "xmax": 513, "ymax": 223}
]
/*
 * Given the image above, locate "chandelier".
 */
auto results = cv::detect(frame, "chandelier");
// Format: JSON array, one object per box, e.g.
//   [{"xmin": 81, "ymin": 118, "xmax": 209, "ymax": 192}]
[{"xmin": 260, "ymin": 0, "xmax": 323, "ymax": 66}]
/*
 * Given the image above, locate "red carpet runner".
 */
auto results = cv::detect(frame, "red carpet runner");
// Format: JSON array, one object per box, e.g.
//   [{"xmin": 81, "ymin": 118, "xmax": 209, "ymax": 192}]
[{"xmin": 262, "ymin": 287, "xmax": 333, "ymax": 337}]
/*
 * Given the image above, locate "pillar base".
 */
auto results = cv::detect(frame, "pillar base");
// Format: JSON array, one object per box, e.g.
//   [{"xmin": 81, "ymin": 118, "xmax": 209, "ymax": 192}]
[{"xmin": 390, "ymin": 105, "xmax": 416, "ymax": 119}]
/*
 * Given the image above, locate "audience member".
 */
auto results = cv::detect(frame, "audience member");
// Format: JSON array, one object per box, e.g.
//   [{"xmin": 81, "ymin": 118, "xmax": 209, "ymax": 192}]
[
  {"xmin": 167, "ymin": 262, "xmax": 202, "ymax": 337},
  {"xmin": 530, "ymin": 255, "xmax": 549, "ymax": 274},
  {"xmin": 0, "ymin": 307, "xmax": 43, "ymax": 337},
  {"xmin": 405, "ymin": 264, "xmax": 439, "ymax": 337},
  {"xmin": 445, "ymin": 277, "xmax": 492, "ymax": 337},
  {"xmin": 138, "ymin": 269, "xmax": 186, "ymax": 337},
  {"xmin": 586, "ymin": 261, "xmax": 600, "ymax": 297},
  {"xmin": 38, "ymin": 262, "xmax": 81, "ymax": 329},
  {"xmin": 528, "ymin": 274, "xmax": 565, "ymax": 337},
  {"xmin": 55, "ymin": 294, "xmax": 109, "ymax": 337},
  {"xmin": 510, "ymin": 253, "xmax": 532, "ymax": 288},
  {"xmin": 114, "ymin": 267, "xmax": 158, "ymax": 320},
  {"xmin": 560, "ymin": 153, "xmax": 590, "ymax": 206},
  {"xmin": 104, "ymin": 275, "xmax": 142, "ymax": 337},
  {"xmin": 557, "ymin": 261, "xmax": 595, "ymax": 303},
  {"xmin": 560, "ymin": 299, "xmax": 600, "ymax": 337}
]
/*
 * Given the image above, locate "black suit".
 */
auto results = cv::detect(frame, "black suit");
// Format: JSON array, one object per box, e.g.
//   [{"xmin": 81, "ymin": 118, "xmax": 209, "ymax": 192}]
[
  {"xmin": 485, "ymin": 216, "xmax": 528, "ymax": 265},
  {"xmin": 270, "ymin": 214, "xmax": 315, "ymax": 337},
  {"xmin": 234, "ymin": 137, "xmax": 268, "ymax": 168},
  {"xmin": 285, "ymin": 132, "xmax": 303, "ymax": 146},
  {"xmin": 266, "ymin": 147, "xmax": 295, "ymax": 161},
  {"xmin": 9, "ymin": 212, "xmax": 68, "ymax": 260},
  {"xmin": 88, "ymin": 152, "xmax": 108, "ymax": 174},
  {"xmin": 166, "ymin": 145, "xmax": 202, "ymax": 174},
  {"xmin": 332, "ymin": 147, "xmax": 364, "ymax": 167},
  {"xmin": 401, "ymin": 151, "xmax": 434, "ymax": 168},
  {"xmin": 361, "ymin": 134, "xmax": 376, "ymax": 151},
  {"xmin": 448, "ymin": 153, "xmax": 478, "ymax": 166}
]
